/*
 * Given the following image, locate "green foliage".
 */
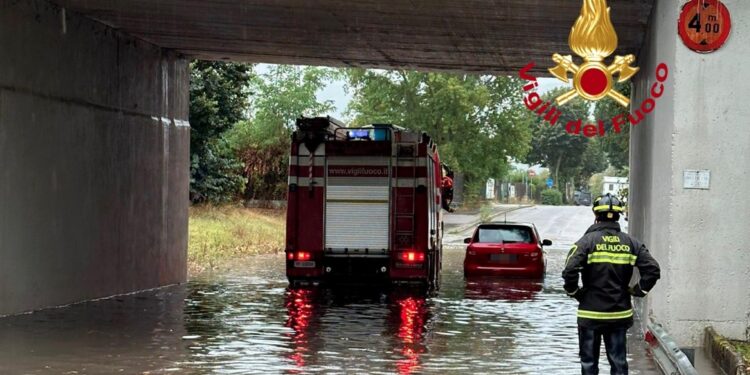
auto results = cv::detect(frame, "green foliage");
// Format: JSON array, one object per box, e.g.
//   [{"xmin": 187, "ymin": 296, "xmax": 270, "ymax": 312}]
[
  {"xmin": 190, "ymin": 61, "xmax": 252, "ymax": 153},
  {"xmin": 189, "ymin": 140, "xmax": 246, "ymax": 204},
  {"xmin": 526, "ymin": 88, "xmax": 590, "ymax": 186},
  {"xmin": 579, "ymin": 139, "xmax": 608, "ymax": 187},
  {"xmin": 479, "ymin": 203, "xmax": 494, "ymax": 223},
  {"xmin": 541, "ymin": 189, "xmax": 563, "ymax": 206},
  {"xmin": 589, "ymin": 173, "xmax": 604, "ymax": 196},
  {"xmin": 526, "ymin": 88, "xmax": 609, "ymax": 191},
  {"xmin": 345, "ymin": 70, "xmax": 534, "ymax": 186},
  {"xmin": 189, "ymin": 61, "xmax": 252, "ymax": 203},
  {"xmin": 594, "ymin": 82, "xmax": 632, "ymax": 171},
  {"xmin": 508, "ymin": 169, "xmax": 528, "ymax": 183},
  {"xmin": 225, "ymin": 65, "xmax": 335, "ymax": 200}
]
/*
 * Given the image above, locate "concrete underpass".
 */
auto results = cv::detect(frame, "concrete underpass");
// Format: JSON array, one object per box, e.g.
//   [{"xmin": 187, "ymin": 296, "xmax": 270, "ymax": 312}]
[{"xmin": 1, "ymin": 0, "xmax": 748, "ymax": 367}]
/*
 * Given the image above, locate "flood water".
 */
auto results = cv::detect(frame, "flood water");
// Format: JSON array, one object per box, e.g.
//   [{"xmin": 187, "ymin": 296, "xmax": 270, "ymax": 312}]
[{"xmin": 0, "ymin": 207, "xmax": 660, "ymax": 374}]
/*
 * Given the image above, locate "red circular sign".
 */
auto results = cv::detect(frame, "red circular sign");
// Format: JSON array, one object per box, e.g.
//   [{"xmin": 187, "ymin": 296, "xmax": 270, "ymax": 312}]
[{"xmin": 678, "ymin": 0, "xmax": 731, "ymax": 53}]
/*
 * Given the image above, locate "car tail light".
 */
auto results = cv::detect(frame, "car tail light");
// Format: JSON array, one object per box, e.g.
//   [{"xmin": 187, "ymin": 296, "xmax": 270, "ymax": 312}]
[{"xmin": 400, "ymin": 251, "xmax": 425, "ymax": 263}]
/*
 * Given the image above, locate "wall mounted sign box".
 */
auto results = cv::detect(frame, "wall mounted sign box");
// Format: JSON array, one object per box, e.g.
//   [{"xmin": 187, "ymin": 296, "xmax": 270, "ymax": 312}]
[{"xmin": 683, "ymin": 170, "xmax": 711, "ymax": 190}]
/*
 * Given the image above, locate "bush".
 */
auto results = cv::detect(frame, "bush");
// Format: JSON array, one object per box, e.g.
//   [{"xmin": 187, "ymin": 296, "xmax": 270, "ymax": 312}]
[
  {"xmin": 541, "ymin": 189, "xmax": 563, "ymax": 206},
  {"xmin": 190, "ymin": 141, "xmax": 247, "ymax": 204},
  {"xmin": 479, "ymin": 203, "xmax": 494, "ymax": 223}
]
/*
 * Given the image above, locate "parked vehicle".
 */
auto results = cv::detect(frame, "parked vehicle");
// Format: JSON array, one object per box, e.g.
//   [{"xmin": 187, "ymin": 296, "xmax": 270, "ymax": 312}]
[
  {"xmin": 574, "ymin": 190, "xmax": 592, "ymax": 206},
  {"xmin": 463, "ymin": 222, "xmax": 551, "ymax": 278},
  {"xmin": 286, "ymin": 117, "xmax": 445, "ymax": 288}
]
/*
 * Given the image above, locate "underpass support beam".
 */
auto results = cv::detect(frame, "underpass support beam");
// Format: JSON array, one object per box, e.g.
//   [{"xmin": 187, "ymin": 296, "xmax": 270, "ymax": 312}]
[
  {"xmin": 630, "ymin": 0, "xmax": 750, "ymax": 348},
  {"xmin": 0, "ymin": 0, "xmax": 189, "ymax": 315}
]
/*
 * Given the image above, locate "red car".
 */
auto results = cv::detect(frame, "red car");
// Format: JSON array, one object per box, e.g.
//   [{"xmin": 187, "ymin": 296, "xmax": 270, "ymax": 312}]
[{"xmin": 463, "ymin": 222, "xmax": 551, "ymax": 278}]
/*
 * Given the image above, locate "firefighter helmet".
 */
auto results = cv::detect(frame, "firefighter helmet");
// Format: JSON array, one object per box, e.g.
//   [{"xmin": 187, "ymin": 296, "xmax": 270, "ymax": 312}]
[{"xmin": 593, "ymin": 194, "xmax": 624, "ymax": 219}]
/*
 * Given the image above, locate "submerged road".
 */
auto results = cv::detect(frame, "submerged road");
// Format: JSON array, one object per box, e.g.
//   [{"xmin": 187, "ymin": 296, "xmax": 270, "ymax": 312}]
[{"xmin": 0, "ymin": 206, "xmax": 659, "ymax": 374}]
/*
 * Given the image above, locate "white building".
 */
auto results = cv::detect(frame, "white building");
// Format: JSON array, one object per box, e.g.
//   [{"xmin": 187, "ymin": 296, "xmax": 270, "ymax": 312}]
[{"xmin": 602, "ymin": 176, "xmax": 628, "ymax": 197}]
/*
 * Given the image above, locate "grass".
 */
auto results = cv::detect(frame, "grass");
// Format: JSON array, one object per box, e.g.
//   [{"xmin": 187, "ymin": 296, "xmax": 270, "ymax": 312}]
[
  {"xmin": 188, "ymin": 205, "xmax": 285, "ymax": 274},
  {"xmin": 479, "ymin": 203, "xmax": 494, "ymax": 223},
  {"xmin": 732, "ymin": 340, "xmax": 750, "ymax": 365}
]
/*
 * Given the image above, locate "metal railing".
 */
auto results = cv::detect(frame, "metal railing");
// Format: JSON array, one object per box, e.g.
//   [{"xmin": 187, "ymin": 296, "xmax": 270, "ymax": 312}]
[{"xmin": 645, "ymin": 321, "xmax": 699, "ymax": 375}]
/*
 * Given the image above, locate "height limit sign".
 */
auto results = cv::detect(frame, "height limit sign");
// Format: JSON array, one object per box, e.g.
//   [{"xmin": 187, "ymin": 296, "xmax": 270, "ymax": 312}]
[{"xmin": 678, "ymin": 0, "xmax": 731, "ymax": 53}]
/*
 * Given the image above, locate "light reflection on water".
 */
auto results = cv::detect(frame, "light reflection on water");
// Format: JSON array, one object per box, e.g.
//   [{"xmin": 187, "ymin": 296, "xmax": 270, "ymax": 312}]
[{"xmin": 0, "ymin": 247, "xmax": 658, "ymax": 374}]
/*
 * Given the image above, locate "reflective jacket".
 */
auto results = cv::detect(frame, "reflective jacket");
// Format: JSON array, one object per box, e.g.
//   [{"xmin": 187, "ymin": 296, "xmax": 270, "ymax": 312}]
[{"xmin": 562, "ymin": 221, "xmax": 661, "ymax": 329}]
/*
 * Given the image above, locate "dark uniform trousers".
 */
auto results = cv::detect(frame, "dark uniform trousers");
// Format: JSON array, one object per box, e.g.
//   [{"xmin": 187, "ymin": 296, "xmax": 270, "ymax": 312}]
[{"xmin": 578, "ymin": 326, "xmax": 628, "ymax": 375}]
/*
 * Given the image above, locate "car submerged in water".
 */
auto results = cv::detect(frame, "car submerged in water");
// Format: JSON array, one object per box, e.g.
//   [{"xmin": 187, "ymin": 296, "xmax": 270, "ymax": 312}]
[{"xmin": 463, "ymin": 222, "xmax": 551, "ymax": 279}]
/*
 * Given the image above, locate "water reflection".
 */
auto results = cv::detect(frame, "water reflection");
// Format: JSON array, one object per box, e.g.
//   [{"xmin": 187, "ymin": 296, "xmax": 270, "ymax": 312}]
[
  {"xmin": 464, "ymin": 277, "xmax": 544, "ymax": 301},
  {"xmin": 0, "ymin": 250, "xmax": 659, "ymax": 374},
  {"xmin": 285, "ymin": 287, "xmax": 317, "ymax": 371},
  {"xmin": 388, "ymin": 292, "xmax": 429, "ymax": 375}
]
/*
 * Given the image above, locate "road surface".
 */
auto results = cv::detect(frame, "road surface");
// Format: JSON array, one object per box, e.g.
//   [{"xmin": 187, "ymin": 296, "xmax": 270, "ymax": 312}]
[{"xmin": 0, "ymin": 206, "xmax": 660, "ymax": 374}]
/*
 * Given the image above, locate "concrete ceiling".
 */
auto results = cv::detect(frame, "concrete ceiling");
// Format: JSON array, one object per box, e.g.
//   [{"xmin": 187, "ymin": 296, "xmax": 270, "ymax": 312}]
[{"xmin": 52, "ymin": 0, "xmax": 655, "ymax": 75}]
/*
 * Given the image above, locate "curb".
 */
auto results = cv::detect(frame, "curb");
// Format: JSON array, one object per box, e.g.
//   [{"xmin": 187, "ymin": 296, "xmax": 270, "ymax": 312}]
[
  {"xmin": 705, "ymin": 326, "xmax": 749, "ymax": 375},
  {"xmin": 447, "ymin": 205, "xmax": 534, "ymax": 234}
]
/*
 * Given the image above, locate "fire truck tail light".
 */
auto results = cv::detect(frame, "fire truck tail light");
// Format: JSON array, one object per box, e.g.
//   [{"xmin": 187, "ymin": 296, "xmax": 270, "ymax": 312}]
[
  {"xmin": 287, "ymin": 252, "xmax": 294, "ymax": 260},
  {"xmin": 296, "ymin": 251, "xmax": 311, "ymax": 261},
  {"xmin": 401, "ymin": 251, "xmax": 425, "ymax": 263}
]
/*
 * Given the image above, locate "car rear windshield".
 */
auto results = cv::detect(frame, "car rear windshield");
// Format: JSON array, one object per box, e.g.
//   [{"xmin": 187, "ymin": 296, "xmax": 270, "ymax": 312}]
[{"xmin": 475, "ymin": 226, "xmax": 534, "ymax": 244}]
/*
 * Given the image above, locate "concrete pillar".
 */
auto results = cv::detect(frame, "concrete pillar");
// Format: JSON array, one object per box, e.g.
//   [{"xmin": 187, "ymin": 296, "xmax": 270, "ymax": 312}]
[
  {"xmin": 631, "ymin": 0, "xmax": 750, "ymax": 346},
  {"xmin": 0, "ymin": 0, "xmax": 189, "ymax": 315}
]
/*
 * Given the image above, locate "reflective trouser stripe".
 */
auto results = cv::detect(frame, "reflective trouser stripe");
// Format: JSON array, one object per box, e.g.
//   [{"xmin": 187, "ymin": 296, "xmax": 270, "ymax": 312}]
[
  {"xmin": 577, "ymin": 309, "xmax": 634, "ymax": 319},
  {"xmin": 587, "ymin": 252, "xmax": 637, "ymax": 265}
]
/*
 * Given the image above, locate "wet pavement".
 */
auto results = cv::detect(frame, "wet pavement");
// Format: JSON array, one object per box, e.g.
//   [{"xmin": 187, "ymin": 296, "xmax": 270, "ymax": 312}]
[{"xmin": 0, "ymin": 206, "xmax": 660, "ymax": 374}]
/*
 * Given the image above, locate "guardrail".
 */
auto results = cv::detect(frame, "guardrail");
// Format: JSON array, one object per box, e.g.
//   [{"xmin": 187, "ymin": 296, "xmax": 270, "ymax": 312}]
[{"xmin": 645, "ymin": 321, "xmax": 699, "ymax": 375}]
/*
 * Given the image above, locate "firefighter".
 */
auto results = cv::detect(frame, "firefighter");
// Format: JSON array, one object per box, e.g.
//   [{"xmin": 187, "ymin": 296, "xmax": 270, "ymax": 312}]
[
  {"xmin": 562, "ymin": 194, "xmax": 660, "ymax": 375},
  {"xmin": 441, "ymin": 168, "xmax": 455, "ymax": 212}
]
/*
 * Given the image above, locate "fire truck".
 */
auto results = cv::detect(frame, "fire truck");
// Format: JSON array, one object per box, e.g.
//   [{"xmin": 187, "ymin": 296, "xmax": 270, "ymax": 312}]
[{"xmin": 286, "ymin": 117, "xmax": 445, "ymax": 288}]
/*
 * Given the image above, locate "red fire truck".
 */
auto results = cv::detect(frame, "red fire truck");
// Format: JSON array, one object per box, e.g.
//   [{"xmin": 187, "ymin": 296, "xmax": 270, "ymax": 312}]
[{"xmin": 286, "ymin": 117, "xmax": 445, "ymax": 288}]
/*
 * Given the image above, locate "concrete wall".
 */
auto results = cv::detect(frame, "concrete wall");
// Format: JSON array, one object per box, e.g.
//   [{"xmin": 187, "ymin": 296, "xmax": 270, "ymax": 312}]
[
  {"xmin": 0, "ymin": 0, "xmax": 189, "ymax": 315},
  {"xmin": 631, "ymin": 0, "xmax": 750, "ymax": 346}
]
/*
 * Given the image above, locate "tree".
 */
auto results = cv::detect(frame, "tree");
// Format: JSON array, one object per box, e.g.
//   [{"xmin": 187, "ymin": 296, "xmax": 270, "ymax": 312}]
[
  {"xmin": 525, "ymin": 88, "xmax": 590, "ymax": 189},
  {"xmin": 189, "ymin": 61, "xmax": 253, "ymax": 203},
  {"xmin": 225, "ymin": 65, "xmax": 335, "ymax": 200},
  {"xmin": 594, "ymin": 82, "xmax": 632, "ymax": 170},
  {"xmin": 345, "ymin": 70, "xmax": 534, "ymax": 198},
  {"xmin": 578, "ymin": 139, "xmax": 608, "ymax": 188}
]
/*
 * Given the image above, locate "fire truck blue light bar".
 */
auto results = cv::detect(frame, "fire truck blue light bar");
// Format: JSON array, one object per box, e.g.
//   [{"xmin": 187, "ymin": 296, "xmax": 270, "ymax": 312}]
[{"xmin": 348, "ymin": 130, "xmax": 370, "ymax": 139}]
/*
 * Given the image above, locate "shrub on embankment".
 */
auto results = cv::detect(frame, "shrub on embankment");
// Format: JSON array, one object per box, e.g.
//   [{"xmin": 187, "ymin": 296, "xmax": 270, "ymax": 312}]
[
  {"xmin": 189, "ymin": 205, "xmax": 285, "ymax": 274},
  {"xmin": 541, "ymin": 189, "xmax": 563, "ymax": 206}
]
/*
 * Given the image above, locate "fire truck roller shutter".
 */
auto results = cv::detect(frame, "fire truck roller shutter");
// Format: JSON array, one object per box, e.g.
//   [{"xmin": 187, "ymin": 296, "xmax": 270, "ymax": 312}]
[{"xmin": 325, "ymin": 175, "xmax": 390, "ymax": 254}]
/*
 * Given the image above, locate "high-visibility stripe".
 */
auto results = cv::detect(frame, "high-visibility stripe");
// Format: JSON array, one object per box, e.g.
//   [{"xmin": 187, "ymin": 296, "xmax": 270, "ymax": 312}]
[
  {"xmin": 587, "ymin": 252, "xmax": 637, "ymax": 265},
  {"xmin": 577, "ymin": 309, "xmax": 633, "ymax": 320},
  {"xmin": 565, "ymin": 245, "xmax": 578, "ymax": 266},
  {"xmin": 593, "ymin": 205, "xmax": 624, "ymax": 212}
]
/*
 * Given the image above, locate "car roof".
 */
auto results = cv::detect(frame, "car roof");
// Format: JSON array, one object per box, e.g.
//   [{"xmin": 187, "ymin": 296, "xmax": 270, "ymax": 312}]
[{"xmin": 478, "ymin": 222, "xmax": 535, "ymax": 227}]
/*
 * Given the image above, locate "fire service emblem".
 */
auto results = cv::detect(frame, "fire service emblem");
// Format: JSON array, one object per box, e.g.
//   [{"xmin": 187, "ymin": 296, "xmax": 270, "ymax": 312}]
[{"xmin": 549, "ymin": 0, "xmax": 639, "ymax": 107}]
